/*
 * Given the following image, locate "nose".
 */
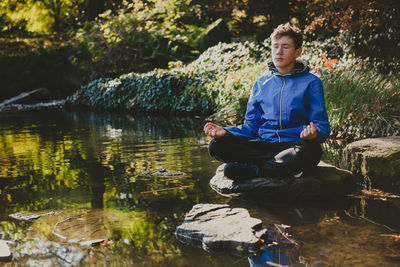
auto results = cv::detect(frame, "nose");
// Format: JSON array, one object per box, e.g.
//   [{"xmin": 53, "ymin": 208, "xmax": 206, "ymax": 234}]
[{"xmin": 273, "ymin": 46, "xmax": 283, "ymax": 55}]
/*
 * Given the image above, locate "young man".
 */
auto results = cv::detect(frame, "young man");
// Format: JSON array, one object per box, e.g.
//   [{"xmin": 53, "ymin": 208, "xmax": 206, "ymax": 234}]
[{"xmin": 203, "ymin": 23, "xmax": 330, "ymax": 180}]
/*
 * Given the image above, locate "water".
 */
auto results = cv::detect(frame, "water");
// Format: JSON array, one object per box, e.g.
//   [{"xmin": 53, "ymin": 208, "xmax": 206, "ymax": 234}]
[{"xmin": 0, "ymin": 109, "xmax": 399, "ymax": 266}]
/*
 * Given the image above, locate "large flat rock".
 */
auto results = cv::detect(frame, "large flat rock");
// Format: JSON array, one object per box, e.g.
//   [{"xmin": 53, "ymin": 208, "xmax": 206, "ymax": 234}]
[
  {"xmin": 210, "ymin": 161, "xmax": 355, "ymax": 199},
  {"xmin": 342, "ymin": 136, "xmax": 400, "ymax": 190},
  {"xmin": 175, "ymin": 204, "xmax": 267, "ymax": 256}
]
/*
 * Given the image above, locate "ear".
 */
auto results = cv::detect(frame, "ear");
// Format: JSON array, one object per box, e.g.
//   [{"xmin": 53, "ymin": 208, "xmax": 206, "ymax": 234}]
[{"xmin": 295, "ymin": 48, "xmax": 302, "ymax": 58}]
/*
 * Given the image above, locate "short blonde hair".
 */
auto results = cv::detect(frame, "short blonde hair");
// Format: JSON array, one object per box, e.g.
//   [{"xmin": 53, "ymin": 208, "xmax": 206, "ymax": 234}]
[{"xmin": 271, "ymin": 23, "xmax": 303, "ymax": 49}]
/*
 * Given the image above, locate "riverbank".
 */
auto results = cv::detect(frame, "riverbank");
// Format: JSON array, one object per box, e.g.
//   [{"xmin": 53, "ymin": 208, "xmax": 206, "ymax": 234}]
[{"xmin": 66, "ymin": 40, "xmax": 400, "ymax": 141}]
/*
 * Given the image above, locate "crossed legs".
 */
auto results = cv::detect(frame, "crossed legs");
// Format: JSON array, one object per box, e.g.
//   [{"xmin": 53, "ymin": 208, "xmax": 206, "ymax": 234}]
[{"xmin": 208, "ymin": 135, "xmax": 322, "ymax": 179}]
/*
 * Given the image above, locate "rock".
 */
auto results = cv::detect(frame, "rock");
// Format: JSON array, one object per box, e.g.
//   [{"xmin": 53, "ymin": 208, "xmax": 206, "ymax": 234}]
[
  {"xmin": 51, "ymin": 211, "xmax": 108, "ymax": 242},
  {"xmin": 9, "ymin": 213, "xmax": 41, "ymax": 220},
  {"xmin": 0, "ymin": 240, "xmax": 12, "ymax": 262},
  {"xmin": 342, "ymin": 136, "xmax": 400, "ymax": 191},
  {"xmin": 0, "ymin": 100, "xmax": 65, "ymax": 112},
  {"xmin": 210, "ymin": 161, "xmax": 355, "ymax": 199},
  {"xmin": 9, "ymin": 211, "xmax": 61, "ymax": 221},
  {"xmin": 175, "ymin": 203, "xmax": 268, "ymax": 256}
]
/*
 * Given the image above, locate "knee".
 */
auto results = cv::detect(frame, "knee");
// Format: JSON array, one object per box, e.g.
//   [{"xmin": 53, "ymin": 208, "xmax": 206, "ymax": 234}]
[
  {"xmin": 208, "ymin": 139, "xmax": 218, "ymax": 157},
  {"xmin": 208, "ymin": 138, "xmax": 229, "ymax": 162},
  {"xmin": 301, "ymin": 140, "xmax": 322, "ymax": 167},
  {"xmin": 301, "ymin": 140, "xmax": 322, "ymax": 155}
]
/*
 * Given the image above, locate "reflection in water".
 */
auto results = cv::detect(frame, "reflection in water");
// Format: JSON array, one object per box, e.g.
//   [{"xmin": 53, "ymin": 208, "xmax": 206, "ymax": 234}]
[
  {"xmin": 0, "ymin": 109, "xmax": 399, "ymax": 266},
  {"xmin": 248, "ymin": 247, "xmax": 290, "ymax": 267},
  {"xmin": 88, "ymin": 162, "xmax": 106, "ymax": 209}
]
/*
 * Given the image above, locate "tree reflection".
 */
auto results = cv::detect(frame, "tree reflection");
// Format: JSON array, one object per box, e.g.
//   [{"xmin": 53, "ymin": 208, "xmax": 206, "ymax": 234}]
[
  {"xmin": 88, "ymin": 161, "xmax": 106, "ymax": 209},
  {"xmin": 0, "ymin": 110, "xmax": 234, "ymax": 266}
]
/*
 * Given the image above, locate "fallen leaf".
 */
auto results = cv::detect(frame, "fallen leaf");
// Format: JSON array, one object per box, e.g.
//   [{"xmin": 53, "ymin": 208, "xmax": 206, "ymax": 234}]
[{"xmin": 381, "ymin": 234, "xmax": 400, "ymax": 242}]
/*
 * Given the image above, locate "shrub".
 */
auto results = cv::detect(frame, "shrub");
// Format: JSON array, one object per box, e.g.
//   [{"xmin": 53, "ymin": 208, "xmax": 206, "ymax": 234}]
[
  {"xmin": 66, "ymin": 41, "xmax": 269, "ymax": 116},
  {"xmin": 67, "ymin": 70, "xmax": 218, "ymax": 114}
]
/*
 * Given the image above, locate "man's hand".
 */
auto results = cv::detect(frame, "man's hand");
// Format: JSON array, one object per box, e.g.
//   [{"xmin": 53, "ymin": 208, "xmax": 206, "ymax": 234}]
[
  {"xmin": 300, "ymin": 122, "xmax": 318, "ymax": 140},
  {"xmin": 204, "ymin": 122, "xmax": 230, "ymax": 138}
]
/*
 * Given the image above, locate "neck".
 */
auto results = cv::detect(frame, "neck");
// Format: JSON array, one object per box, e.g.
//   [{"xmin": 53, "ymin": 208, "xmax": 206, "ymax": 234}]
[{"xmin": 277, "ymin": 62, "xmax": 295, "ymax": 75}]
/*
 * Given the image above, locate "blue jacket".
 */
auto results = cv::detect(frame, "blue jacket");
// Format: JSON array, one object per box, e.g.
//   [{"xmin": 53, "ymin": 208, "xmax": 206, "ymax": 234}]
[{"xmin": 225, "ymin": 60, "xmax": 331, "ymax": 143}]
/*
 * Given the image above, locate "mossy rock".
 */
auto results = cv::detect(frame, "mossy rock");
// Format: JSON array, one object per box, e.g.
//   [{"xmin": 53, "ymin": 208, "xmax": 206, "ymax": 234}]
[{"xmin": 342, "ymin": 136, "xmax": 400, "ymax": 192}]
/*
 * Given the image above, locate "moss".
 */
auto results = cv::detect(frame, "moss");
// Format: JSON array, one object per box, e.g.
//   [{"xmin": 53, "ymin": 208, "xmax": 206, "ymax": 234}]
[
  {"xmin": 385, "ymin": 150, "xmax": 400, "ymax": 159},
  {"xmin": 361, "ymin": 164, "xmax": 368, "ymax": 175}
]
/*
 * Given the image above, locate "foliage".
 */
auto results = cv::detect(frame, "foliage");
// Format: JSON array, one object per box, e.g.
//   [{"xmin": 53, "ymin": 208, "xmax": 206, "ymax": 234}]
[
  {"xmin": 322, "ymin": 66, "xmax": 400, "ymax": 140},
  {"xmin": 66, "ymin": 41, "xmax": 268, "ymax": 115},
  {"xmin": 186, "ymin": 41, "xmax": 269, "ymax": 123},
  {"xmin": 67, "ymin": 70, "xmax": 217, "ymax": 114},
  {"xmin": 2, "ymin": 0, "xmax": 399, "ymax": 140},
  {"xmin": 191, "ymin": 0, "xmax": 293, "ymax": 40},
  {"xmin": 303, "ymin": 0, "xmax": 400, "ymax": 72},
  {"xmin": 0, "ymin": 0, "xmax": 89, "ymax": 33},
  {"xmin": 299, "ymin": 38, "xmax": 400, "ymax": 139},
  {"xmin": 72, "ymin": 0, "xmax": 231, "ymax": 79}
]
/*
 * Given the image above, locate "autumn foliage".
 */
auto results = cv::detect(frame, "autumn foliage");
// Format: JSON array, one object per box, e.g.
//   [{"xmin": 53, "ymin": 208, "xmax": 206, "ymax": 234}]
[{"xmin": 303, "ymin": 0, "xmax": 400, "ymax": 71}]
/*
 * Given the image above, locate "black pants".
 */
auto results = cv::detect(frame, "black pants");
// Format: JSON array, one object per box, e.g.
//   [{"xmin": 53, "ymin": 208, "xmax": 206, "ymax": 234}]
[{"xmin": 208, "ymin": 136, "xmax": 322, "ymax": 177}]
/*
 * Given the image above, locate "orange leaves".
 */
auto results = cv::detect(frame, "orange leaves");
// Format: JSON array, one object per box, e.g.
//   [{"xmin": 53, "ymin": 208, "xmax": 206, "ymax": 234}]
[
  {"xmin": 381, "ymin": 234, "xmax": 400, "ymax": 242},
  {"xmin": 361, "ymin": 189, "xmax": 400, "ymax": 199},
  {"xmin": 322, "ymin": 53, "xmax": 339, "ymax": 71}
]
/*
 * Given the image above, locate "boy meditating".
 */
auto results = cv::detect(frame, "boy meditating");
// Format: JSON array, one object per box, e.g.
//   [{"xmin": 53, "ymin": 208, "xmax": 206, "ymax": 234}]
[{"xmin": 204, "ymin": 23, "xmax": 330, "ymax": 180}]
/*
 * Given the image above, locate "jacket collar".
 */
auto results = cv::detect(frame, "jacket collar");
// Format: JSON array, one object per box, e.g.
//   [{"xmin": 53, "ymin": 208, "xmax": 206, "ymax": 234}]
[{"xmin": 268, "ymin": 59, "xmax": 309, "ymax": 77}]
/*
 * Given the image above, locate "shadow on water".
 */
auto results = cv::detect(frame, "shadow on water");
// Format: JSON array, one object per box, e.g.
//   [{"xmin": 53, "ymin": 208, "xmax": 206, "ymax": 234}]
[{"xmin": 0, "ymin": 109, "xmax": 399, "ymax": 266}]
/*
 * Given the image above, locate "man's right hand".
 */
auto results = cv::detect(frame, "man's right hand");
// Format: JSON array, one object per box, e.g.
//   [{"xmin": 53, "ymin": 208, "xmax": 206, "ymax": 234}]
[{"xmin": 204, "ymin": 122, "xmax": 230, "ymax": 138}]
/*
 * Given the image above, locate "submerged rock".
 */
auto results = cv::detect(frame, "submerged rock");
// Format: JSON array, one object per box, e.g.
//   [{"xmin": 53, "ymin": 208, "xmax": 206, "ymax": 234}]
[
  {"xmin": 210, "ymin": 161, "xmax": 355, "ymax": 199},
  {"xmin": 175, "ymin": 203, "xmax": 267, "ymax": 256},
  {"xmin": 342, "ymin": 136, "xmax": 400, "ymax": 191},
  {"xmin": 140, "ymin": 168, "xmax": 186, "ymax": 177},
  {"xmin": 9, "ymin": 213, "xmax": 41, "ymax": 221},
  {"xmin": 51, "ymin": 211, "xmax": 109, "ymax": 243},
  {"xmin": 0, "ymin": 240, "xmax": 12, "ymax": 262},
  {"xmin": 9, "ymin": 211, "xmax": 61, "ymax": 221}
]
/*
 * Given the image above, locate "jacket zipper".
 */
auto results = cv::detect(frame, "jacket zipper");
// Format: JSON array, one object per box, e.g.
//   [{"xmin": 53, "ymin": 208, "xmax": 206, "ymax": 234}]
[{"xmin": 276, "ymin": 76, "xmax": 285, "ymax": 142}]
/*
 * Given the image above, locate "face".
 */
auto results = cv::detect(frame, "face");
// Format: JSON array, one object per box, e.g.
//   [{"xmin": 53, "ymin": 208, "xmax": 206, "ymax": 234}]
[{"xmin": 272, "ymin": 36, "xmax": 302, "ymax": 74}]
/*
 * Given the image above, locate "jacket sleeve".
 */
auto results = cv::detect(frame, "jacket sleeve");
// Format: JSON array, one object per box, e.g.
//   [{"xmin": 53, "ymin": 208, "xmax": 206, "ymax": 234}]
[
  {"xmin": 307, "ymin": 78, "xmax": 331, "ymax": 142},
  {"xmin": 224, "ymin": 81, "xmax": 262, "ymax": 139}
]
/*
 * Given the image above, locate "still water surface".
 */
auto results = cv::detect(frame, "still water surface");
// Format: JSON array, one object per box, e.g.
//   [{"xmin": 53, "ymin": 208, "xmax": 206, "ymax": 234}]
[{"xmin": 0, "ymin": 110, "xmax": 399, "ymax": 266}]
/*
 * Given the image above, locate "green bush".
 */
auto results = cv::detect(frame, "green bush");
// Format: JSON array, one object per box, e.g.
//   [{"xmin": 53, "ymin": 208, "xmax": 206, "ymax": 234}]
[
  {"xmin": 67, "ymin": 70, "xmax": 218, "ymax": 114},
  {"xmin": 66, "ymin": 41, "xmax": 269, "ymax": 115}
]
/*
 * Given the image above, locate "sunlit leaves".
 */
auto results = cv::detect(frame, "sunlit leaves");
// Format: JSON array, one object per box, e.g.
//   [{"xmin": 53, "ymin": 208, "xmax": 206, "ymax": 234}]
[{"xmin": 0, "ymin": 0, "xmax": 87, "ymax": 33}]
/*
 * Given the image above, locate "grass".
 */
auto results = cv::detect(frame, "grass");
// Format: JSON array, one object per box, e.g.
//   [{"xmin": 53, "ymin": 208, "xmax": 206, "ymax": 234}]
[{"xmin": 322, "ymin": 65, "xmax": 400, "ymax": 140}]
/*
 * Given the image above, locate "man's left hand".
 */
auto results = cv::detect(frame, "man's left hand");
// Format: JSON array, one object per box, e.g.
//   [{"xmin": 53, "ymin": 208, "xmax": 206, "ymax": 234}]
[{"xmin": 300, "ymin": 122, "xmax": 318, "ymax": 140}]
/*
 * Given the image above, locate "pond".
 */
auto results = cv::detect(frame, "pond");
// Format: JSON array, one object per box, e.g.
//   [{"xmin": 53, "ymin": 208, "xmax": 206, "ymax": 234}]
[{"xmin": 0, "ymin": 109, "xmax": 399, "ymax": 266}]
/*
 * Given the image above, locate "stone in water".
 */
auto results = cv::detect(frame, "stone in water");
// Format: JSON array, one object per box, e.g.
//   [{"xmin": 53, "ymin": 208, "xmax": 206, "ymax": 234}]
[
  {"xmin": 0, "ymin": 240, "xmax": 12, "ymax": 262},
  {"xmin": 175, "ymin": 203, "xmax": 267, "ymax": 256}
]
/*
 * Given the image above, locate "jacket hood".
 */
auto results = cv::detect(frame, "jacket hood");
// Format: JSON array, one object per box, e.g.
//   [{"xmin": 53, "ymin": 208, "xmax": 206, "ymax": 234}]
[{"xmin": 268, "ymin": 59, "xmax": 309, "ymax": 76}]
